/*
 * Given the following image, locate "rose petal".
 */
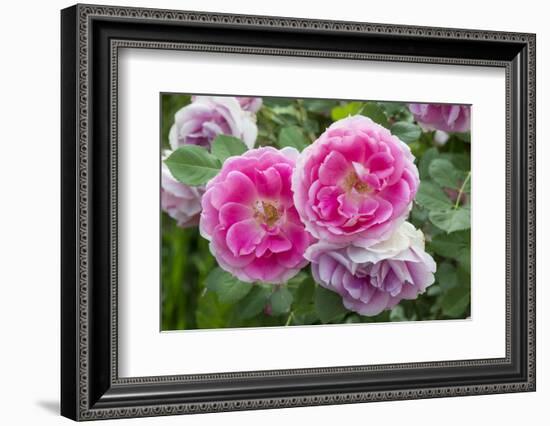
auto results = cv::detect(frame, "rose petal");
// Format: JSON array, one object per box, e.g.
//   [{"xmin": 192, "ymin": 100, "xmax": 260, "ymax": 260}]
[
  {"xmin": 318, "ymin": 151, "xmax": 350, "ymax": 185},
  {"xmin": 254, "ymin": 166, "xmax": 282, "ymax": 199},
  {"xmin": 219, "ymin": 202, "xmax": 253, "ymax": 228},
  {"xmin": 210, "ymin": 171, "xmax": 257, "ymax": 209},
  {"xmin": 226, "ymin": 219, "xmax": 265, "ymax": 256}
]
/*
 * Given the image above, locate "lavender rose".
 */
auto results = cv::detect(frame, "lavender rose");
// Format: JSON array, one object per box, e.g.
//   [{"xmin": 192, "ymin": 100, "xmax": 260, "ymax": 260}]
[
  {"xmin": 408, "ymin": 103, "xmax": 470, "ymax": 133},
  {"xmin": 169, "ymin": 96, "xmax": 258, "ymax": 150},
  {"xmin": 237, "ymin": 97, "xmax": 263, "ymax": 113},
  {"xmin": 307, "ymin": 222, "xmax": 436, "ymax": 316},
  {"xmin": 292, "ymin": 115, "xmax": 419, "ymax": 247},
  {"xmin": 161, "ymin": 154, "xmax": 205, "ymax": 228}
]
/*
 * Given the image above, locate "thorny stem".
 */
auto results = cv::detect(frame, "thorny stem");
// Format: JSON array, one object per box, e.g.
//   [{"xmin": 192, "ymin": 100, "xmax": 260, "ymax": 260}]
[
  {"xmin": 285, "ymin": 311, "xmax": 295, "ymax": 326},
  {"xmin": 356, "ymin": 102, "xmax": 367, "ymax": 116},
  {"xmin": 295, "ymin": 99, "xmax": 316, "ymax": 142},
  {"xmin": 454, "ymin": 171, "xmax": 471, "ymax": 209}
]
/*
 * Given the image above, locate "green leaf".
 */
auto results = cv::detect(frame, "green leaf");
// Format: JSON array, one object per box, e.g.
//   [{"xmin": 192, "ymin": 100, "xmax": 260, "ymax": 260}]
[
  {"xmin": 457, "ymin": 251, "xmax": 471, "ymax": 275},
  {"xmin": 455, "ymin": 132, "xmax": 471, "ymax": 143},
  {"xmin": 270, "ymin": 287, "xmax": 293, "ymax": 315},
  {"xmin": 314, "ymin": 286, "xmax": 348, "ymax": 323},
  {"xmin": 304, "ymin": 118, "xmax": 320, "ymax": 135},
  {"xmin": 429, "ymin": 159, "xmax": 463, "ymax": 189},
  {"xmin": 389, "ymin": 305, "xmax": 407, "ymax": 321},
  {"xmin": 429, "ymin": 207, "xmax": 470, "ymax": 233},
  {"xmin": 286, "ymin": 271, "xmax": 309, "ymax": 287},
  {"xmin": 415, "ymin": 181, "xmax": 453, "ymax": 211},
  {"xmin": 441, "ymin": 285, "xmax": 470, "ymax": 317},
  {"xmin": 271, "ymin": 104, "xmax": 299, "ymax": 117},
  {"xmin": 416, "ymin": 178, "xmax": 470, "ymax": 233},
  {"xmin": 391, "ymin": 121, "xmax": 421, "ymax": 144},
  {"xmin": 294, "ymin": 277, "xmax": 316, "ymax": 306},
  {"xmin": 291, "ymin": 305, "xmax": 319, "ymax": 325},
  {"xmin": 427, "ymin": 285, "xmax": 442, "ymax": 296},
  {"xmin": 302, "ymin": 99, "xmax": 339, "ymax": 113},
  {"xmin": 205, "ymin": 267, "xmax": 252, "ymax": 304},
  {"xmin": 195, "ymin": 291, "xmax": 232, "ymax": 329},
  {"xmin": 263, "ymin": 97, "xmax": 293, "ymax": 108},
  {"xmin": 211, "ymin": 135, "xmax": 248, "ymax": 162},
  {"xmin": 410, "ymin": 205, "xmax": 429, "ymax": 227},
  {"xmin": 278, "ymin": 126, "xmax": 308, "ymax": 151},
  {"xmin": 435, "ymin": 262, "xmax": 458, "ymax": 290},
  {"xmin": 457, "ymin": 263, "xmax": 471, "ymax": 287},
  {"xmin": 419, "ymin": 147, "xmax": 438, "ymax": 179},
  {"xmin": 237, "ymin": 286, "xmax": 271, "ymax": 319},
  {"xmin": 441, "ymin": 152, "xmax": 470, "ymax": 172},
  {"xmin": 288, "ymin": 274, "xmax": 316, "ymax": 319},
  {"xmin": 380, "ymin": 102, "xmax": 408, "ymax": 116},
  {"xmin": 429, "ymin": 231, "xmax": 470, "ymax": 259},
  {"xmin": 331, "ymin": 101, "xmax": 362, "ymax": 120},
  {"xmin": 360, "ymin": 102, "xmax": 389, "ymax": 128},
  {"xmin": 165, "ymin": 145, "xmax": 221, "ymax": 186},
  {"xmin": 330, "ymin": 102, "xmax": 388, "ymax": 127}
]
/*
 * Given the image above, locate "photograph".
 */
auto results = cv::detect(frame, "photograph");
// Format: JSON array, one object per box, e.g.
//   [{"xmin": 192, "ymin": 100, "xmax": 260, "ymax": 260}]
[{"xmin": 160, "ymin": 94, "xmax": 472, "ymax": 331}]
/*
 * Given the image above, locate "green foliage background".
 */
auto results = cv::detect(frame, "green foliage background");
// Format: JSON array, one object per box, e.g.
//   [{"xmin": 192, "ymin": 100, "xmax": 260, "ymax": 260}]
[{"xmin": 161, "ymin": 95, "xmax": 471, "ymax": 331}]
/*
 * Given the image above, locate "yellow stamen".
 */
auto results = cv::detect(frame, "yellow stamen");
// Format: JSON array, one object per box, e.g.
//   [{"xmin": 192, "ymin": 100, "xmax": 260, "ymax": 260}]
[
  {"xmin": 355, "ymin": 180, "xmax": 370, "ymax": 193},
  {"xmin": 254, "ymin": 201, "xmax": 280, "ymax": 226},
  {"xmin": 343, "ymin": 172, "xmax": 371, "ymax": 194},
  {"xmin": 343, "ymin": 172, "xmax": 358, "ymax": 192}
]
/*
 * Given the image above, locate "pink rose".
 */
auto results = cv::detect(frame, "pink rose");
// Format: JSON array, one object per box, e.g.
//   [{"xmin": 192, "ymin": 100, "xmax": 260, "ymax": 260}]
[
  {"xmin": 237, "ymin": 97, "xmax": 263, "ymax": 113},
  {"xmin": 307, "ymin": 222, "xmax": 436, "ymax": 316},
  {"xmin": 161, "ymin": 154, "xmax": 205, "ymax": 228},
  {"xmin": 199, "ymin": 147, "xmax": 314, "ymax": 284},
  {"xmin": 292, "ymin": 115, "xmax": 419, "ymax": 247},
  {"xmin": 408, "ymin": 103, "xmax": 470, "ymax": 133},
  {"xmin": 169, "ymin": 96, "xmax": 257, "ymax": 150}
]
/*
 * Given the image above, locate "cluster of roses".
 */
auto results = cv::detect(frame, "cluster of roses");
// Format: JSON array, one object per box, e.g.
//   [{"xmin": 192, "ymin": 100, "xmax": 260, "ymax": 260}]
[
  {"xmin": 161, "ymin": 96, "xmax": 261, "ymax": 227},
  {"xmin": 162, "ymin": 96, "xmax": 470, "ymax": 316}
]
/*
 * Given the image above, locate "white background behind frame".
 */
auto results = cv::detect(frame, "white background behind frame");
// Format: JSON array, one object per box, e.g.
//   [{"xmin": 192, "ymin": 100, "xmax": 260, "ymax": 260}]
[{"xmin": 117, "ymin": 48, "xmax": 506, "ymax": 378}]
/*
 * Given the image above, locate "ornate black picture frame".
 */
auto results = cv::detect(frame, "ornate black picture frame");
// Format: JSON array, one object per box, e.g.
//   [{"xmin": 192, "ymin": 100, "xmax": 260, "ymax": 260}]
[{"xmin": 61, "ymin": 3, "xmax": 536, "ymax": 421}]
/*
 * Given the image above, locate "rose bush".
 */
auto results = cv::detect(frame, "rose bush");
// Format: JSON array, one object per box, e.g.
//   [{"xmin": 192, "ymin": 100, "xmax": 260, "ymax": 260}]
[
  {"xmin": 161, "ymin": 95, "xmax": 471, "ymax": 331},
  {"xmin": 292, "ymin": 115, "xmax": 419, "ymax": 247},
  {"xmin": 307, "ymin": 222, "xmax": 436, "ymax": 316},
  {"xmin": 199, "ymin": 146, "xmax": 314, "ymax": 284}
]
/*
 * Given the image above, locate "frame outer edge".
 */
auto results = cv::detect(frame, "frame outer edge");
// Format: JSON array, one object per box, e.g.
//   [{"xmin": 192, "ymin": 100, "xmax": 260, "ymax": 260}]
[
  {"xmin": 60, "ymin": 4, "xmax": 79, "ymax": 421},
  {"xmin": 64, "ymin": 4, "xmax": 536, "ymax": 421},
  {"xmin": 527, "ymin": 33, "xmax": 536, "ymax": 391}
]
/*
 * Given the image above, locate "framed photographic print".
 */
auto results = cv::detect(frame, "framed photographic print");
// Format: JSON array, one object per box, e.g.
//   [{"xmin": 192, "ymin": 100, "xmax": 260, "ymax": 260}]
[{"xmin": 61, "ymin": 4, "xmax": 536, "ymax": 421}]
